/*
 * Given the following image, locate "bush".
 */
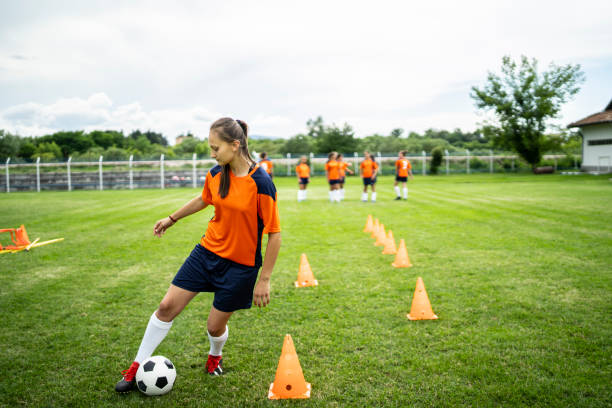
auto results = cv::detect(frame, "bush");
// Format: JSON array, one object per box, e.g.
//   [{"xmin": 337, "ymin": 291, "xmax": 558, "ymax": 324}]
[{"xmin": 430, "ymin": 147, "xmax": 443, "ymax": 174}]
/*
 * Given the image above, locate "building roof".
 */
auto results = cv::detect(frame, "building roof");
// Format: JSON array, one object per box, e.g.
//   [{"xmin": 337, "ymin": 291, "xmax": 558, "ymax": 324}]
[{"xmin": 568, "ymin": 99, "xmax": 612, "ymax": 128}]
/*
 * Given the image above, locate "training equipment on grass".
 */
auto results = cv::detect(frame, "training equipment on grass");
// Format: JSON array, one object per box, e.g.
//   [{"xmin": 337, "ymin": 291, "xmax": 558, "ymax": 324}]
[
  {"xmin": 370, "ymin": 219, "xmax": 380, "ymax": 239},
  {"xmin": 407, "ymin": 277, "xmax": 438, "ymax": 320},
  {"xmin": 363, "ymin": 215, "xmax": 374, "ymax": 233},
  {"xmin": 295, "ymin": 253, "xmax": 318, "ymax": 287},
  {"xmin": 392, "ymin": 239, "xmax": 413, "ymax": 268},
  {"xmin": 135, "ymin": 355, "xmax": 176, "ymax": 396},
  {"xmin": 268, "ymin": 334, "xmax": 311, "ymax": 400},
  {"xmin": 382, "ymin": 230, "xmax": 397, "ymax": 255},
  {"xmin": 374, "ymin": 224, "xmax": 387, "ymax": 246},
  {"xmin": 0, "ymin": 224, "xmax": 30, "ymax": 250}
]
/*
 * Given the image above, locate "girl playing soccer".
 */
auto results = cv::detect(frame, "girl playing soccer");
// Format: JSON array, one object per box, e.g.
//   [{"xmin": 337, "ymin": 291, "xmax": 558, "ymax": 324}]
[
  {"xmin": 115, "ymin": 118, "xmax": 281, "ymax": 392},
  {"xmin": 337, "ymin": 153, "xmax": 354, "ymax": 201},
  {"xmin": 360, "ymin": 151, "xmax": 378, "ymax": 202},
  {"xmin": 296, "ymin": 155, "xmax": 310, "ymax": 202},
  {"xmin": 325, "ymin": 152, "xmax": 341, "ymax": 202},
  {"xmin": 394, "ymin": 150, "xmax": 413, "ymax": 200}
]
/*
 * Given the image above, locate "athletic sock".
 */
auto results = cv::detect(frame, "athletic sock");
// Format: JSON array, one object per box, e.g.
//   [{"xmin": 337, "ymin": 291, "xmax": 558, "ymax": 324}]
[
  {"xmin": 362, "ymin": 192, "xmax": 368, "ymax": 201},
  {"xmin": 372, "ymin": 192, "xmax": 377, "ymax": 202},
  {"xmin": 403, "ymin": 187, "xmax": 408, "ymax": 199},
  {"xmin": 329, "ymin": 191, "xmax": 334, "ymax": 202},
  {"xmin": 134, "ymin": 312, "xmax": 173, "ymax": 364},
  {"xmin": 394, "ymin": 186, "xmax": 400, "ymax": 197},
  {"xmin": 208, "ymin": 325, "xmax": 228, "ymax": 356},
  {"xmin": 335, "ymin": 189, "xmax": 341, "ymax": 202}
]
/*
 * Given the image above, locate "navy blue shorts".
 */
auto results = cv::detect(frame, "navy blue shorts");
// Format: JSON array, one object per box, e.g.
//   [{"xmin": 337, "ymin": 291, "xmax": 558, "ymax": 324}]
[
  {"xmin": 363, "ymin": 177, "xmax": 376, "ymax": 186},
  {"xmin": 299, "ymin": 177, "xmax": 309, "ymax": 185},
  {"xmin": 395, "ymin": 176, "xmax": 408, "ymax": 182},
  {"xmin": 339, "ymin": 177, "xmax": 345, "ymax": 184},
  {"xmin": 329, "ymin": 179, "xmax": 341, "ymax": 185},
  {"xmin": 172, "ymin": 244, "xmax": 259, "ymax": 312}
]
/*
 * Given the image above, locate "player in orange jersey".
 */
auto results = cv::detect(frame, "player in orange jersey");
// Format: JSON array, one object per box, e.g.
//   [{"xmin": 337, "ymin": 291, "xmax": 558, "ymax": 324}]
[
  {"xmin": 259, "ymin": 152, "xmax": 274, "ymax": 179},
  {"xmin": 325, "ymin": 151, "xmax": 341, "ymax": 202},
  {"xmin": 115, "ymin": 118, "xmax": 281, "ymax": 392},
  {"xmin": 337, "ymin": 153, "xmax": 354, "ymax": 201},
  {"xmin": 295, "ymin": 155, "xmax": 310, "ymax": 202},
  {"xmin": 360, "ymin": 151, "xmax": 378, "ymax": 202},
  {"xmin": 394, "ymin": 150, "xmax": 413, "ymax": 200}
]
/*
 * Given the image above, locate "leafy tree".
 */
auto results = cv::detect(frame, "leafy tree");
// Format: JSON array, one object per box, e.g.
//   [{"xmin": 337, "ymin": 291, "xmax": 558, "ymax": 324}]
[
  {"xmin": 0, "ymin": 130, "xmax": 22, "ymax": 160},
  {"xmin": 280, "ymin": 134, "xmax": 313, "ymax": 154},
  {"xmin": 34, "ymin": 142, "xmax": 63, "ymax": 161},
  {"xmin": 471, "ymin": 55, "xmax": 584, "ymax": 170},
  {"xmin": 19, "ymin": 141, "xmax": 37, "ymax": 160},
  {"xmin": 430, "ymin": 146, "xmax": 443, "ymax": 174}
]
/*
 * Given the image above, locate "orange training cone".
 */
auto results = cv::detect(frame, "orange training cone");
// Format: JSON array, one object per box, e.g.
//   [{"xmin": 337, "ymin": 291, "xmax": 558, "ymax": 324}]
[
  {"xmin": 363, "ymin": 215, "xmax": 374, "ymax": 233},
  {"xmin": 268, "ymin": 334, "xmax": 311, "ymax": 399},
  {"xmin": 371, "ymin": 219, "xmax": 380, "ymax": 239},
  {"xmin": 374, "ymin": 224, "xmax": 387, "ymax": 246},
  {"xmin": 295, "ymin": 253, "xmax": 318, "ymax": 287},
  {"xmin": 407, "ymin": 277, "xmax": 438, "ymax": 320},
  {"xmin": 392, "ymin": 239, "xmax": 413, "ymax": 267},
  {"xmin": 382, "ymin": 230, "xmax": 397, "ymax": 254}
]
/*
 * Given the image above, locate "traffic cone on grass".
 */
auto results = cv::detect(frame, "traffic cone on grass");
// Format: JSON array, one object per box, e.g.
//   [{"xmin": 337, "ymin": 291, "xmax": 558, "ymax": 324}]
[
  {"xmin": 382, "ymin": 230, "xmax": 397, "ymax": 254},
  {"xmin": 371, "ymin": 219, "xmax": 380, "ymax": 239},
  {"xmin": 268, "ymin": 334, "xmax": 311, "ymax": 399},
  {"xmin": 407, "ymin": 277, "xmax": 438, "ymax": 320},
  {"xmin": 295, "ymin": 254, "xmax": 318, "ymax": 287},
  {"xmin": 392, "ymin": 239, "xmax": 412, "ymax": 267},
  {"xmin": 374, "ymin": 224, "xmax": 387, "ymax": 246},
  {"xmin": 363, "ymin": 215, "xmax": 374, "ymax": 233}
]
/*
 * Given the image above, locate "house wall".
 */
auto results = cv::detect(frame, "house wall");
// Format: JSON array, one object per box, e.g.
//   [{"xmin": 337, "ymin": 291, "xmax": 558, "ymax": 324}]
[{"xmin": 582, "ymin": 123, "xmax": 612, "ymax": 172}]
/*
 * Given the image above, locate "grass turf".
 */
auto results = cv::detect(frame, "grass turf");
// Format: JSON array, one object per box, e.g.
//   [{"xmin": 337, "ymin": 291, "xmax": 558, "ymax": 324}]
[{"xmin": 0, "ymin": 174, "xmax": 611, "ymax": 407}]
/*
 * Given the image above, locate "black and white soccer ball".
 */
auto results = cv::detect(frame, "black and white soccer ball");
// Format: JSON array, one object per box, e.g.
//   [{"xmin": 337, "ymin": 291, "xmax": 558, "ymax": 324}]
[{"xmin": 135, "ymin": 356, "xmax": 176, "ymax": 396}]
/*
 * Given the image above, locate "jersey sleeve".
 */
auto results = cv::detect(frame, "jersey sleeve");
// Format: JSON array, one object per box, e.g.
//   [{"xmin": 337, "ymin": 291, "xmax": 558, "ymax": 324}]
[
  {"xmin": 373, "ymin": 161, "xmax": 379, "ymax": 170},
  {"xmin": 258, "ymin": 190, "xmax": 281, "ymax": 234},
  {"xmin": 407, "ymin": 160, "xmax": 412, "ymax": 170},
  {"xmin": 201, "ymin": 171, "xmax": 214, "ymax": 205}
]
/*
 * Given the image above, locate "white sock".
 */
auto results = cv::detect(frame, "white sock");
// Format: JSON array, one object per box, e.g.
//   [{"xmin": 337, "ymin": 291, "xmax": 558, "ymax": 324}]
[
  {"xmin": 394, "ymin": 186, "xmax": 400, "ymax": 197},
  {"xmin": 208, "ymin": 325, "xmax": 228, "ymax": 356},
  {"xmin": 334, "ymin": 189, "xmax": 341, "ymax": 202},
  {"xmin": 134, "ymin": 312, "xmax": 173, "ymax": 363},
  {"xmin": 329, "ymin": 191, "xmax": 334, "ymax": 202},
  {"xmin": 362, "ymin": 192, "xmax": 368, "ymax": 201},
  {"xmin": 403, "ymin": 187, "xmax": 408, "ymax": 199},
  {"xmin": 372, "ymin": 192, "xmax": 377, "ymax": 202}
]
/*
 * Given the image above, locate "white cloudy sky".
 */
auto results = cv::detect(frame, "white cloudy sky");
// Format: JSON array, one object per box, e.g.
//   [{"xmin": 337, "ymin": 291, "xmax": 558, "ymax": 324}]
[{"xmin": 1, "ymin": 0, "xmax": 611, "ymax": 143}]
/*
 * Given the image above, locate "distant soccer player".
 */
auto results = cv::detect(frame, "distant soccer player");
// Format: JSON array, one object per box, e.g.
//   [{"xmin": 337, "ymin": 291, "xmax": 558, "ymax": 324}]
[
  {"xmin": 325, "ymin": 151, "xmax": 341, "ymax": 202},
  {"xmin": 337, "ymin": 153, "xmax": 354, "ymax": 201},
  {"xmin": 360, "ymin": 151, "xmax": 378, "ymax": 202},
  {"xmin": 259, "ymin": 152, "xmax": 274, "ymax": 179},
  {"xmin": 394, "ymin": 150, "xmax": 413, "ymax": 200},
  {"xmin": 296, "ymin": 155, "xmax": 310, "ymax": 202},
  {"xmin": 115, "ymin": 118, "xmax": 281, "ymax": 392}
]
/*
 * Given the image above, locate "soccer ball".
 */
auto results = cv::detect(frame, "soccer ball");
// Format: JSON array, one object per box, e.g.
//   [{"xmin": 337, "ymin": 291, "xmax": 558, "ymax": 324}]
[{"xmin": 135, "ymin": 356, "xmax": 177, "ymax": 396}]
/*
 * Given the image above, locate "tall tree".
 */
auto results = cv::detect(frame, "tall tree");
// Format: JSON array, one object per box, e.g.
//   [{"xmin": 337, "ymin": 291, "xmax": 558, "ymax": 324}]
[{"xmin": 471, "ymin": 56, "xmax": 584, "ymax": 170}]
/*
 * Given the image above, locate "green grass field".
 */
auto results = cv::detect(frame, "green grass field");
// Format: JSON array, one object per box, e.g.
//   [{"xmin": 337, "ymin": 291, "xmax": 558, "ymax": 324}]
[{"xmin": 1, "ymin": 174, "xmax": 611, "ymax": 407}]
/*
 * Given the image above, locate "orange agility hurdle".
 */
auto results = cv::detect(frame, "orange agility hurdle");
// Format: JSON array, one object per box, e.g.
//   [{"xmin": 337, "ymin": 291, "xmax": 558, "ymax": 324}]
[{"xmin": 0, "ymin": 225, "xmax": 31, "ymax": 250}]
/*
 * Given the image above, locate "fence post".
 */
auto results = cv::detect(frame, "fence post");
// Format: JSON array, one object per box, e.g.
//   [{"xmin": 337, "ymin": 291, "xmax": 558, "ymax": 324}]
[
  {"xmin": 489, "ymin": 149, "xmax": 494, "ymax": 173},
  {"xmin": 5, "ymin": 157, "xmax": 10, "ymax": 193},
  {"xmin": 310, "ymin": 152, "xmax": 314, "ymax": 176},
  {"xmin": 287, "ymin": 153, "xmax": 291, "ymax": 176},
  {"xmin": 99, "ymin": 156, "xmax": 103, "ymax": 191},
  {"xmin": 192, "ymin": 153, "xmax": 197, "ymax": 188},
  {"xmin": 377, "ymin": 152, "xmax": 382, "ymax": 175},
  {"xmin": 466, "ymin": 149, "xmax": 470, "ymax": 174},
  {"xmin": 67, "ymin": 156, "xmax": 72, "ymax": 191},
  {"xmin": 354, "ymin": 152, "xmax": 359, "ymax": 176},
  {"xmin": 160, "ymin": 154, "xmax": 165, "ymax": 190},
  {"xmin": 420, "ymin": 151, "xmax": 425, "ymax": 175},
  {"xmin": 129, "ymin": 155, "xmax": 134, "ymax": 190},
  {"xmin": 444, "ymin": 150, "xmax": 449, "ymax": 175},
  {"xmin": 36, "ymin": 157, "xmax": 41, "ymax": 192}
]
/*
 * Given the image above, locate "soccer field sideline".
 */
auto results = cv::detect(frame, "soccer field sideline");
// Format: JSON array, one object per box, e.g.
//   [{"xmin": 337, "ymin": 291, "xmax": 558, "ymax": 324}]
[{"xmin": 1, "ymin": 174, "xmax": 611, "ymax": 407}]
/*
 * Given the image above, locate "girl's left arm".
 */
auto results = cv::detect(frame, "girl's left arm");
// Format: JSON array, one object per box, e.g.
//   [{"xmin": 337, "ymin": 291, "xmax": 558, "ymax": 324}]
[{"xmin": 253, "ymin": 232, "xmax": 281, "ymax": 308}]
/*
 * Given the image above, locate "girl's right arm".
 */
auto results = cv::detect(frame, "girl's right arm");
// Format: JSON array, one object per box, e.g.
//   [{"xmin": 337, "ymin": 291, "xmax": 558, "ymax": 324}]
[{"xmin": 153, "ymin": 195, "xmax": 208, "ymax": 237}]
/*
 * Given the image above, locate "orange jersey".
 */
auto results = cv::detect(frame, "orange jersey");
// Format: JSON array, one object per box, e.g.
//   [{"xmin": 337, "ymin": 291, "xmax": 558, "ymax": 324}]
[
  {"xmin": 395, "ymin": 158, "xmax": 412, "ymax": 177},
  {"xmin": 360, "ymin": 159, "xmax": 378, "ymax": 178},
  {"xmin": 338, "ymin": 161, "xmax": 350, "ymax": 177},
  {"xmin": 296, "ymin": 163, "xmax": 310, "ymax": 178},
  {"xmin": 201, "ymin": 164, "xmax": 280, "ymax": 267},
  {"xmin": 325, "ymin": 160, "xmax": 340, "ymax": 180},
  {"xmin": 259, "ymin": 159, "xmax": 273, "ymax": 175}
]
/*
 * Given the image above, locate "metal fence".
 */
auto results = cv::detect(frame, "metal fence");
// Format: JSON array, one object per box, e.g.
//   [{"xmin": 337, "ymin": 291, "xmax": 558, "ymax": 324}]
[{"xmin": 1, "ymin": 151, "xmax": 579, "ymax": 192}]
